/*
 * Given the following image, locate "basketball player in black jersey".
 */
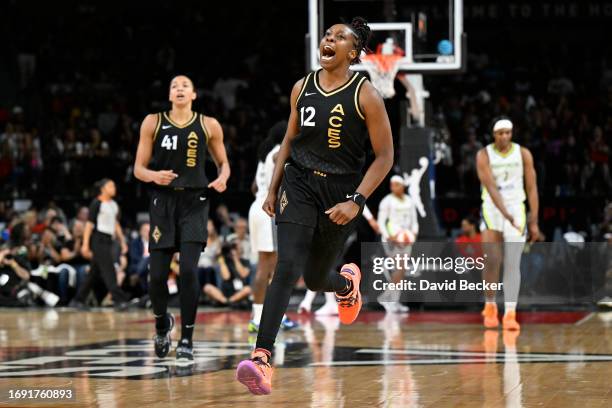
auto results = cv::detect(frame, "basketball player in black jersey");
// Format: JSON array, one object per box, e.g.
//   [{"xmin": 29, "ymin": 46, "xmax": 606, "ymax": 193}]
[
  {"xmin": 134, "ymin": 75, "xmax": 230, "ymax": 361},
  {"xmin": 236, "ymin": 17, "xmax": 393, "ymax": 395}
]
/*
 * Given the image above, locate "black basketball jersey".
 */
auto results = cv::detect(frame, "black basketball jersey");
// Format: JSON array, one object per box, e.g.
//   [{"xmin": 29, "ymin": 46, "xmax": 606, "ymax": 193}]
[
  {"xmin": 149, "ymin": 111, "xmax": 209, "ymax": 189},
  {"xmin": 291, "ymin": 69, "xmax": 369, "ymax": 175}
]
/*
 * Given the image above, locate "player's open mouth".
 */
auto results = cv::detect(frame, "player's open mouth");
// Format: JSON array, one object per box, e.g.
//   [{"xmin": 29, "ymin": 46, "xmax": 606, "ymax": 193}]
[{"xmin": 321, "ymin": 45, "xmax": 336, "ymax": 61}]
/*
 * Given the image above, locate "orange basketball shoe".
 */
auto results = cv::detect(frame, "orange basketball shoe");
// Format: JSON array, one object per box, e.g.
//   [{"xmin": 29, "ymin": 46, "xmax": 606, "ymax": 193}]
[
  {"xmin": 481, "ymin": 303, "xmax": 499, "ymax": 329},
  {"xmin": 236, "ymin": 348, "xmax": 273, "ymax": 395},
  {"xmin": 335, "ymin": 263, "xmax": 362, "ymax": 325},
  {"xmin": 502, "ymin": 311, "xmax": 521, "ymax": 331}
]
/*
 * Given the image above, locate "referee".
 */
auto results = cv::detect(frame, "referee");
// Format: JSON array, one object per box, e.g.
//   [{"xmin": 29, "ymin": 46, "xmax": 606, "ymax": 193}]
[{"xmin": 69, "ymin": 178, "xmax": 133, "ymax": 310}]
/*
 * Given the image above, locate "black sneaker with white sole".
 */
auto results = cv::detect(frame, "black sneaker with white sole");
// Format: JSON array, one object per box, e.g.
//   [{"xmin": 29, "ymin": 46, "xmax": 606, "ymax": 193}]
[
  {"xmin": 153, "ymin": 313, "xmax": 174, "ymax": 358},
  {"xmin": 175, "ymin": 339, "xmax": 194, "ymax": 362}
]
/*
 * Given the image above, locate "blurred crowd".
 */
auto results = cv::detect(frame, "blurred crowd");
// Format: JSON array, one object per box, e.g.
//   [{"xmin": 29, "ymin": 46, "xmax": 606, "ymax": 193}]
[
  {"xmin": 0, "ymin": 2, "xmax": 610, "ymax": 307},
  {"xmin": 0, "ymin": 199, "xmax": 256, "ymax": 308},
  {"xmin": 430, "ymin": 53, "xmax": 612, "ymax": 199}
]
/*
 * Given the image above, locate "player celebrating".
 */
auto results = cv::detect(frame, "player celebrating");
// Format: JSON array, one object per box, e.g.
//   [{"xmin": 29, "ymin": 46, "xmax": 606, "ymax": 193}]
[
  {"xmin": 236, "ymin": 17, "xmax": 394, "ymax": 395},
  {"xmin": 377, "ymin": 175, "xmax": 419, "ymax": 313},
  {"xmin": 248, "ymin": 122, "xmax": 298, "ymax": 333},
  {"xmin": 134, "ymin": 75, "xmax": 230, "ymax": 361},
  {"xmin": 476, "ymin": 117, "xmax": 539, "ymax": 331}
]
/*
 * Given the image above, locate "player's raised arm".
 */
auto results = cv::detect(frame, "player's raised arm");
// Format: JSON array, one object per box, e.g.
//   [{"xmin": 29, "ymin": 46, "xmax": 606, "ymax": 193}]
[
  {"xmin": 204, "ymin": 116, "xmax": 230, "ymax": 193},
  {"xmin": 521, "ymin": 147, "xmax": 540, "ymax": 242},
  {"xmin": 134, "ymin": 114, "xmax": 178, "ymax": 185},
  {"xmin": 262, "ymin": 78, "xmax": 304, "ymax": 217},
  {"xmin": 476, "ymin": 148, "xmax": 513, "ymax": 224}
]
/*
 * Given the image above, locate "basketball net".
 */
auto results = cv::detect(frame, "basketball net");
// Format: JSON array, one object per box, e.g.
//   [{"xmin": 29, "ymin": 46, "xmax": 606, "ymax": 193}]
[{"xmin": 361, "ymin": 54, "xmax": 404, "ymax": 99}]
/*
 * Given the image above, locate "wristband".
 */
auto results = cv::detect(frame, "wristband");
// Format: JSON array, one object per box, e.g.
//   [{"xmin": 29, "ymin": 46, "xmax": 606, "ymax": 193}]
[{"xmin": 347, "ymin": 192, "xmax": 366, "ymax": 207}]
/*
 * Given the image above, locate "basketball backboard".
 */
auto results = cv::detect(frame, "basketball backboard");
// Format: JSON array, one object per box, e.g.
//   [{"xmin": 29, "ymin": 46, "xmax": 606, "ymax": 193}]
[{"xmin": 307, "ymin": 0, "xmax": 466, "ymax": 73}]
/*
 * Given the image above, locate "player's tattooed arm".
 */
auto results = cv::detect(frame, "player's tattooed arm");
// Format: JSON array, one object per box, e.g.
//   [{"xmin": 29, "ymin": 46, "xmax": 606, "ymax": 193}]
[
  {"xmin": 263, "ymin": 78, "xmax": 305, "ymax": 217},
  {"xmin": 134, "ymin": 114, "xmax": 178, "ymax": 185},
  {"xmin": 205, "ymin": 116, "xmax": 230, "ymax": 193}
]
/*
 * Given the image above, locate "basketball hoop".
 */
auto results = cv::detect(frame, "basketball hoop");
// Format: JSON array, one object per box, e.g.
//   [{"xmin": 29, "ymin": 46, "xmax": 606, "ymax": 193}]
[{"xmin": 361, "ymin": 54, "xmax": 404, "ymax": 99}]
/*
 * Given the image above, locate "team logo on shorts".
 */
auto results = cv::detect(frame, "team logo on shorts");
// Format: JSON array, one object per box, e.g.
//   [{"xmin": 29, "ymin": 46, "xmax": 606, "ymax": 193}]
[
  {"xmin": 152, "ymin": 226, "xmax": 162, "ymax": 243},
  {"xmin": 280, "ymin": 190, "xmax": 288, "ymax": 214}
]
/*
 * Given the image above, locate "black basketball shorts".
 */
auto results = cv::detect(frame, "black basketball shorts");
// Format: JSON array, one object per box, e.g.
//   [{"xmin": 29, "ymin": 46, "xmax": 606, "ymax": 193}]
[
  {"xmin": 149, "ymin": 188, "xmax": 210, "ymax": 251},
  {"xmin": 275, "ymin": 162, "xmax": 363, "ymax": 246}
]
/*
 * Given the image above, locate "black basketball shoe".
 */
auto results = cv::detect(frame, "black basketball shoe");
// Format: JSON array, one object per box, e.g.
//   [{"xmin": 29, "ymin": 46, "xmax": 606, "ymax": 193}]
[{"xmin": 153, "ymin": 313, "xmax": 175, "ymax": 358}]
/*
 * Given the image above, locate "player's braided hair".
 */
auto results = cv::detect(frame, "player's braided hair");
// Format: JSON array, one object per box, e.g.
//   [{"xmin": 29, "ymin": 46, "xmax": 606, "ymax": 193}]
[{"xmin": 348, "ymin": 17, "xmax": 371, "ymax": 64}]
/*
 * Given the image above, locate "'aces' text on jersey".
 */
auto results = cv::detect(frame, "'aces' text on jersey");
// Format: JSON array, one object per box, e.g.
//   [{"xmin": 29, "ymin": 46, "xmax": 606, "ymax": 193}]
[
  {"xmin": 291, "ymin": 70, "xmax": 369, "ymax": 175},
  {"xmin": 149, "ymin": 111, "xmax": 209, "ymax": 189}
]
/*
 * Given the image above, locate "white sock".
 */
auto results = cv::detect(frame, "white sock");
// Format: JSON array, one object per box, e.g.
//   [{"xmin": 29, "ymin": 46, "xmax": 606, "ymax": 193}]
[
  {"xmin": 301, "ymin": 290, "xmax": 317, "ymax": 308},
  {"xmin": 324, "ymin": 292, "xmax": 336, "ymax": 306},
  {"xmin": 252, "ymin": 303, "xmax": 263, "ymax": 325},
  {"xmin": 504, "ymin": 302, "xmax": 517, "ymax": 314}
]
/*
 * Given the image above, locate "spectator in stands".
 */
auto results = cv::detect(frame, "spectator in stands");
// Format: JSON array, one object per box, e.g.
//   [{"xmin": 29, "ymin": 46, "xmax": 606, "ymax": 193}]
[
  {"xmin": 582, "ymin": 126, "xmax": 611, "ymax": 195},
  {"xmin": 0, "ymin": 223, "xmax": 31, "ymax": 306},
  {"xmin": 458, "ymin": 128, "xmax": 483, "ymax": 193},
  {"xmin": 57, "ymin": 220, "xmax": 88, "ymax": 305},
  {"xmin": 75, "ymin": 206, "xmax": 89, "ymax": 224},
  {"xmin": 227, "ymin": 217, "xmax": 250, "ymax": 261},
  {"xmin": 127, "ymin": 222, "xmax": 150, "ymax": 295},
  {"xmin": 203, "ymin": 241, "xmax": 251, "ymax": 307},
  {"xmin": 198, "ymin": 220, "xmax": 221, "ymax": 296},
  {"xmin": 455, "ymin": 215, "xmax": 483, "ymax": 260},
  {"xmin": 215, "ymin": 204, "xmax": 234, "ymax": 238}
]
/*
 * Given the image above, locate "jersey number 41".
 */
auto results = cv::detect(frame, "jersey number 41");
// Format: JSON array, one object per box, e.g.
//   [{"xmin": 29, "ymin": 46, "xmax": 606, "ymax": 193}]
[{"xmin": 161, "ymin": 135, "xmax": 178, "ymax": 150}]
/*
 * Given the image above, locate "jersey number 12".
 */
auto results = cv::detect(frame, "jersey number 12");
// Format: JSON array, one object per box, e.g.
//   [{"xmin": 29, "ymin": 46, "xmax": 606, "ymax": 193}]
[
  {"xmin": 161, "ymin": 135, "xmax": 178, "ymax": 150},
  {"xmin": 300, "ymin": 106, "xmax": 315, "ymax": 127}
]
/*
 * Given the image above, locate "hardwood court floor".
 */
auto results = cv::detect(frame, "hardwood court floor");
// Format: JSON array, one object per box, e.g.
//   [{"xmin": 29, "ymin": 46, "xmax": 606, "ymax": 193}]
[{"xmin": 0, "ymin": 308, "xmax": 610, "ymax": 407}]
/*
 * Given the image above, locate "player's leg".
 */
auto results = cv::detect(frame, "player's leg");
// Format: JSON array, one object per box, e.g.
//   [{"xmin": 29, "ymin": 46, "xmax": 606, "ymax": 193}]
[
  {"xmin": 236, "ymin": 222, "xmax": 315, "ymax": 395},
  {"xmin": 149, "ymin": 248, "xmax": 175, "ymax": 357},
  {"xmin": 249, "ymin": 250, "xmax": 276, "ymax": 330},
  {"xmin": 248, "ymin": 203, "xmax": 271, "ymax": 328},
  {"xmin": 174, "ymin": 191, "xmax": 209, "ymax": 360},
  {"xmin": 303, "ymin": 219, "xmax": 361, "ymax": 325},
  {"xmin": 175, "ymin": 242, "xmax": 202, "ymax": 360},
  {"xmin": 481, "ymin": 202, "xmax": 504, "ymax": 328},
  {"xmin": 501, "ymin": 203, "xmax": 527, "ymax": 331},
  {"xmin": 256, "ymin": 223, "xmax": 314, "ymax": 351},
  {"xmin": 298, "ymin": 289, "xmax": 317, "ymax": 313},
  {"xmin": 379, "ymin": 244, "xmax": 412, "ymax": 313}
]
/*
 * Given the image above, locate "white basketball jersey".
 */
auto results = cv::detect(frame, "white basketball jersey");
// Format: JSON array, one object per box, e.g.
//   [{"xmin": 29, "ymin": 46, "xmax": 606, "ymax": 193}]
[
  {"xmin": 255, "ymin": 144, "xmax": 281, "ymax": 201},
  {"xmin": 377, "ymin": 193, "xmax": 419, "ymax": 241},
  {"xmin": 482, "ymin": 142, "xmax": 525, "ymax": 205}
]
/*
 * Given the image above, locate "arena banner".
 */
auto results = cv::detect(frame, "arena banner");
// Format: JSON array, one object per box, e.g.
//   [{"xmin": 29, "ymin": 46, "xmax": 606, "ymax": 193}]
[{"xmin": 399, "ymin": 127, "xmax": 443, "ymax": 239}]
